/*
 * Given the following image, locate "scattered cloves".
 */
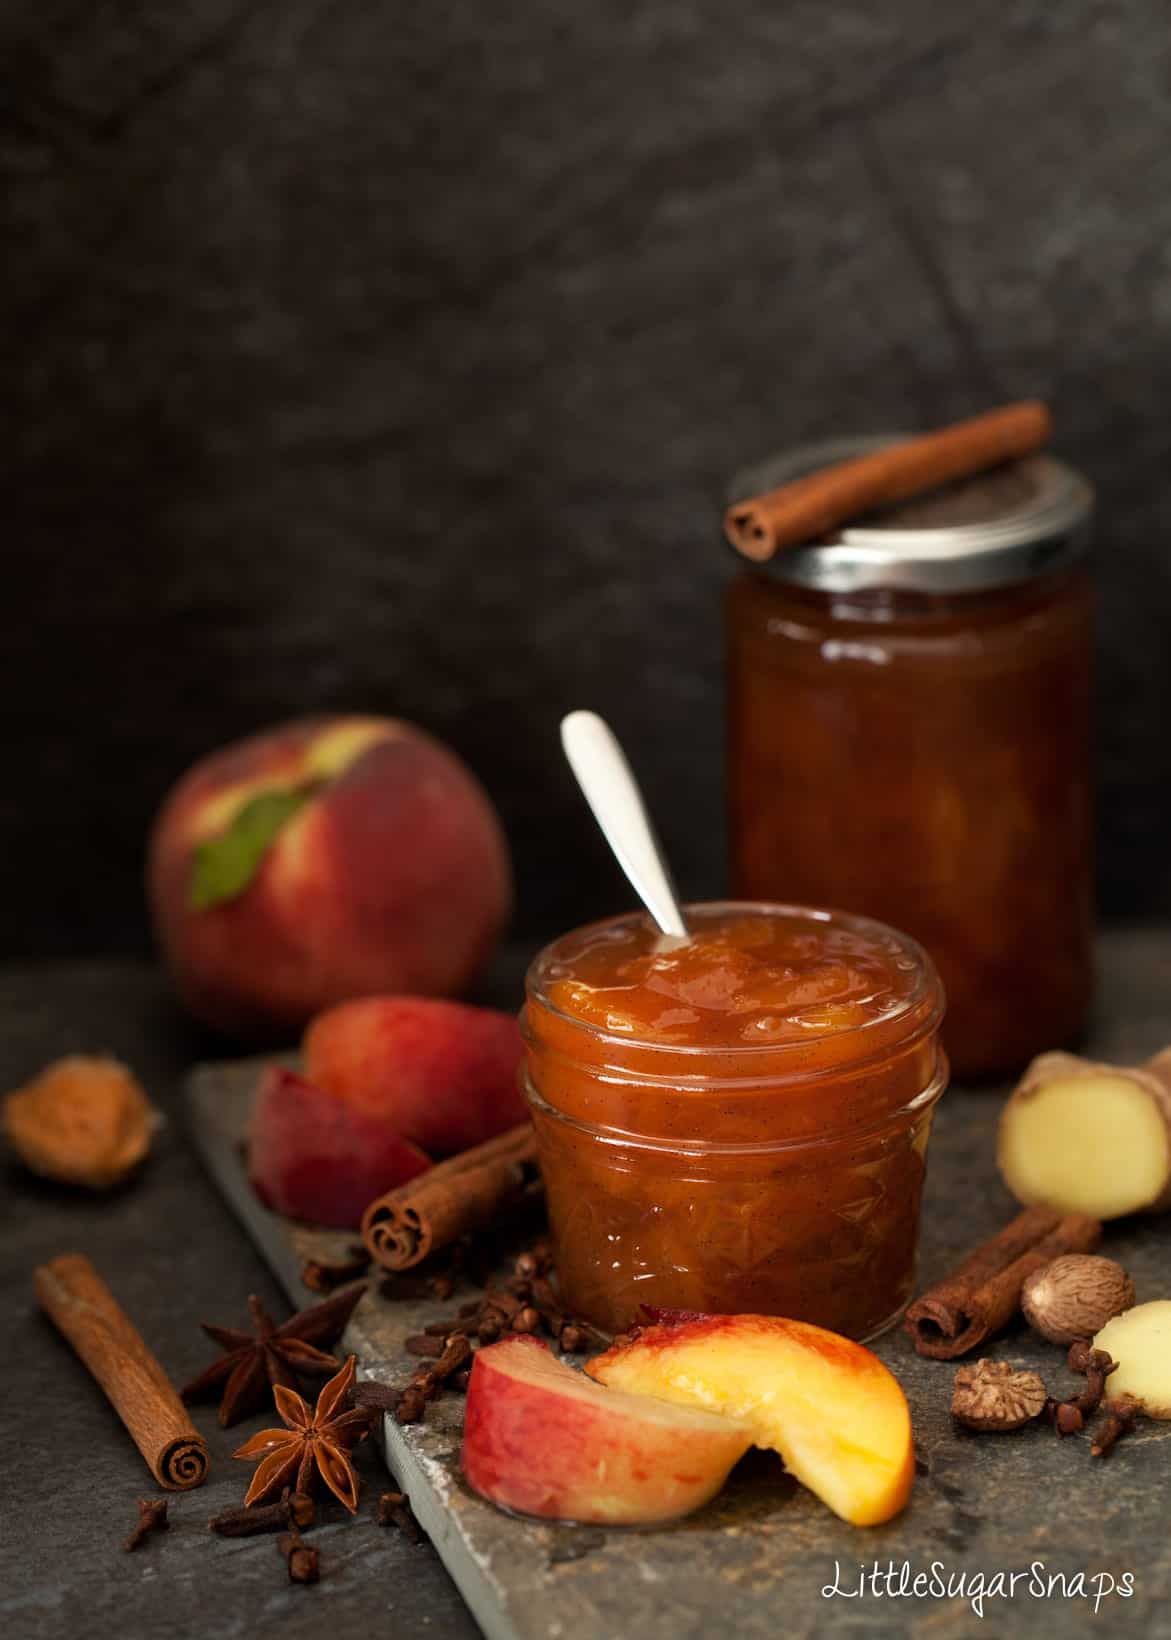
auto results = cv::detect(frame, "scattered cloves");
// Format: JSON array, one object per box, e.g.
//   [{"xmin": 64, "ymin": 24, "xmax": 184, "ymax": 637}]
[
  {"xmin": 209, "ymin": 1488, "xmax": 315, "ymax": 1537},
  {"xmin": 392, "ymin": 1331, "xmax": 472, "ymax": 1425},
  {"xmin": 123, "ymin": 1497, "xmax": 169, "ymax": 1552}
]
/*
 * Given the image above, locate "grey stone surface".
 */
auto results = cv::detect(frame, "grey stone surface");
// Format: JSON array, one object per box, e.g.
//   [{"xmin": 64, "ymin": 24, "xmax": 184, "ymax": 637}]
[
  {"xmin": 0, "ymin": 959, "xmax": 485, "ymax": 1640},
  {"xmin": 191, "ymin": 933, "xmax": 1171, "ymax": 1640},
  {"xmin": 4, "ymin": 1, "xmax": 1171, "ymax": 955}
]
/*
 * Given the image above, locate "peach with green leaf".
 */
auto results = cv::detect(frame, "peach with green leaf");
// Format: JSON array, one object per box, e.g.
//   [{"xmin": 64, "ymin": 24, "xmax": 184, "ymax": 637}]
[{"xmin": 147, "ymin": 715, "xmax": 512, "ymax": 1039}]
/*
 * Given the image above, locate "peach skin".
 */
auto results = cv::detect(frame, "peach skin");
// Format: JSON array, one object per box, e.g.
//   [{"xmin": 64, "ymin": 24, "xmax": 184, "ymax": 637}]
[
  {"xmin": 587, "ymin": 1314, "xmax": 914, "ymax": 1526},
  {"xmin": 303, "ymin": 996, "xmax": 526, "ymax": 1155},
  {"xmin": 461, "ymin": 1336, "xmax": 752, "ymax": 1524}
]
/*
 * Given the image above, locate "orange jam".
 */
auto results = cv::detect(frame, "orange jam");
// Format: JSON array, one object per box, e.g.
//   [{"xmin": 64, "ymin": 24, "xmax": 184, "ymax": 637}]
[{"xmin": 522, "ymin": 903, "xmax": 946, "ymax": 1338}]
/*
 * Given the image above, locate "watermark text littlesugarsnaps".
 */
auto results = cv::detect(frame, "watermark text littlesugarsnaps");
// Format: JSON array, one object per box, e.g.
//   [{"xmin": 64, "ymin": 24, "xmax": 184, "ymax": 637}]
[{"xmin": 821, "ymin": 1559, "xmax": 1135, "ymax": 1620}]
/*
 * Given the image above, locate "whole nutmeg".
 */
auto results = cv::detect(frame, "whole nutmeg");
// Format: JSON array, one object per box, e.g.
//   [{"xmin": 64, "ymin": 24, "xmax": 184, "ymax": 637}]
[{"xmin": 1021, "ymin": 1254, "xmax": 1135, "ymax": 1345}]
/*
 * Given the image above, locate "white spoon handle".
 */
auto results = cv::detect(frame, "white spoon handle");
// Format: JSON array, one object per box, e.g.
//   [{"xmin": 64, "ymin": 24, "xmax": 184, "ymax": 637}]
[{"xmin": 560, "ymin": 711, "xmax": 689, "ymax": 938}]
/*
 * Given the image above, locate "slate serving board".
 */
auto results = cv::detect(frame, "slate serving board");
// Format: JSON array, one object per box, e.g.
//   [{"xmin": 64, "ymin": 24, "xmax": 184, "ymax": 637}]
[{"xmin": 187, "ymin": 993, "xmax": 1171, "ymax": 1640}]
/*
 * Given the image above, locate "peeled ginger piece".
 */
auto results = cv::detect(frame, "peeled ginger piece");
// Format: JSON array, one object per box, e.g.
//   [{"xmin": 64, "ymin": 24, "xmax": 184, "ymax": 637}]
[
  {"xmin": 1094, "ymin": 1301, "xmax": 1171, "ymax": 1418},
  {"xmin": 998, "ymin": 1050, "xmax": 1171, "ymax": 1220}
]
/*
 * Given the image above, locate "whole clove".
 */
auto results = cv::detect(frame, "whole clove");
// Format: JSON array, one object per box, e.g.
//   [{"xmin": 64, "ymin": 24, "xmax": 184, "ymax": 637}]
[
  {"xmin": 404, "ymin": 1332, "xmax": 447, "ymax": 1358},
  {"xmin": 377, "ymin": 1490, "xmax": 424, "ymax": 1544},
  {"xmin": 123, "ymin": 1497, "xmax": 169, "ymax": 1552},
  {"xmin": 1045, "ymin": 1398, "xmax": 1084, "ymax": 1437},
  {"xmin": 351, "ymin": 1381, "xmax": 404, "ymax": 1414},
  {"xmin": 391, "ymin": 1332, "xmax": 472, "ymax": 1425},
  {"xmin": 1046, "ymin": 1341, "xmax": 1118, "ymax": 1435},
  {"xmin": 277, "ymin": 1529, "xmax": 320, "ymax": 1584},
  {"xmin": 209, "ymin": 1488, "xmax": 315, "ymax": 1537},
  {"xmin": 1091, "ymin": 1396, "xmax": 1141, "ymax": 1458},
  {"xmin": 300, "ymin": 1246, "xmax": 369, "ymax": 1293}
]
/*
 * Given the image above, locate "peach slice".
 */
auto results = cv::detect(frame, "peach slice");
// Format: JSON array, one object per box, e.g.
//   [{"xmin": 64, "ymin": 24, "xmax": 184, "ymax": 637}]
[
  {"xmin": 587, "ymin": 1315, "xmax": 914, "ymax": 1526},
  {"xmin": 248, "ymin": 1065, "xmax": 431, "ymax": 1228},
  {"xmin": 461, "ymin": 1336, "xmax": 752, "ymax": 1524}
]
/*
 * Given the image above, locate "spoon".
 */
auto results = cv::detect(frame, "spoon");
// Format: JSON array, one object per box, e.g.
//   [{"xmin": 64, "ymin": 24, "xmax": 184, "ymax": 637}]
[{"xmin": 560, "ymin": 710, "xmax": 689, "ymax": 939}]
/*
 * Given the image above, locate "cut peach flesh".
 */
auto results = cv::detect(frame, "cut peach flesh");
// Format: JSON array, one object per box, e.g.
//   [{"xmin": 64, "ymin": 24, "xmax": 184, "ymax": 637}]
[{"xmin": 587, "ymin": 1315, "xmax": 914, "ymax": 1526}]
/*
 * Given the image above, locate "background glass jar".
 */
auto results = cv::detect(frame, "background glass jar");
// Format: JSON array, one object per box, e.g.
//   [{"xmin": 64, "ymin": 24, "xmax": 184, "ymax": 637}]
[
  {"xmin": 726, "ymin": 442, "xmax": 1095, "ymax": 1082},
  {"xmin": 522, "ymin": 902, "xmax": 947, "ymax": 1341}
]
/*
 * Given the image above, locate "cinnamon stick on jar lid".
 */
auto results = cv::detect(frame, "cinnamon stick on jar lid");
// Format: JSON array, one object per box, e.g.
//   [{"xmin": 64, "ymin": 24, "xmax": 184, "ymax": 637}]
[{"xmin": 724, "ymin": 400, "xmax": 1053, "ymax": 562}]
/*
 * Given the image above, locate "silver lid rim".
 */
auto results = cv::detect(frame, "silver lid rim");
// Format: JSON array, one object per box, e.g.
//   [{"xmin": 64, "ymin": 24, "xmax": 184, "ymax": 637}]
[{"xmin": 727, "ymin": 437, "xmax": 1095, "ymax": 595}]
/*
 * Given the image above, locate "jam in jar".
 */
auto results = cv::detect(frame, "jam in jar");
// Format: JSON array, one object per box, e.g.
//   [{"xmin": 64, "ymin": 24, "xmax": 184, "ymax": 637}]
[
  {"xmin": 726, "ymin": 443, "xmax": 1095, "ymax": 1080},
  {"xmin": 522, "ymin": 902, "xmax": 946, "ymax": 1339}
]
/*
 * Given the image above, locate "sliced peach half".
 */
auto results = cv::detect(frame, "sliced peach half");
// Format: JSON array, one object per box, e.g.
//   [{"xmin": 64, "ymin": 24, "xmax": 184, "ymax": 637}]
[
  {"xmin": 587, "ymin": 1314, "xmax": 914, "ymax": 1526},
  {"xmin": 461, "ymin": 1335, "xmax": 752, "ymax": 1524}
]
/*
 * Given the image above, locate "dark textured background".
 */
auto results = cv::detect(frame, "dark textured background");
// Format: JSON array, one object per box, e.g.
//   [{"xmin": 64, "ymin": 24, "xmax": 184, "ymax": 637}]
[{"xmin": 5, "ymin": 1, "xmax": 1171, "ymax": 957}]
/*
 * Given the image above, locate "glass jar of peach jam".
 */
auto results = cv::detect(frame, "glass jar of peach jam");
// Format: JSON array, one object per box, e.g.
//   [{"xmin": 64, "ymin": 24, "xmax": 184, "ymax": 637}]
[
  {"xmin": 726, "ymin": 441, "xmax": 1095, "ymax": 1081},
  {"xmin": 522, "ymin": 902, "xmax": 946, "ymax": 1340}
]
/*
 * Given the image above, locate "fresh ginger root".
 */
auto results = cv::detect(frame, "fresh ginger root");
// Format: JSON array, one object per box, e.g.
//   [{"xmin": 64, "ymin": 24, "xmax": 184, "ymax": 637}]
[
  {"xmin": 1093, "ymin": 1301, "xmax": 1171, "ymax": 1418},
  {"xmin": 998, "ymin": 1050, "xmax": 1171, "ymax": 1220}
]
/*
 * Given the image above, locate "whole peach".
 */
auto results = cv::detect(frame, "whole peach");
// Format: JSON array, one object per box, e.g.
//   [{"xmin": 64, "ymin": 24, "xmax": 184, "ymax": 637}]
[{"xmin": 147, "ymin": 716, "xmax": 512, "ymax": 1039}]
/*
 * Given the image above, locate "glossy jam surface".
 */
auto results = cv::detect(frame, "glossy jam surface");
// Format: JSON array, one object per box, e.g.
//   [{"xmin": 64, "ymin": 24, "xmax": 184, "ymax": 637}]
[
  {"xmin": 541, "ymin": 909, "xmax": 922, "ymax": 1047},
  {"xmin": 726, "ymin": 569, "xmax": 1093, "ymax": 1079},
  {"xmin": 524, "ymin": 905, "xmax": 946, "ymax": 1339}
]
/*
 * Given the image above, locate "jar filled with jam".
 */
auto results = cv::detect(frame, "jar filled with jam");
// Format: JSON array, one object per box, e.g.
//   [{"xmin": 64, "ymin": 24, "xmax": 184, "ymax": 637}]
[
  {"xmin": 726, "ymin": 441, "xmax": 1095, "ymax": 1081},
  {"xmin": 522, "ymin": 902, "xmax": 946, "ymax": 1340}
]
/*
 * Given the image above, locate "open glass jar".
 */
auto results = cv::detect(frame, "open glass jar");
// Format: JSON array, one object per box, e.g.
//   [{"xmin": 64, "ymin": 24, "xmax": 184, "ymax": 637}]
[
  {"xmin": 522, "ymin": 902, "xmax": 946, "ymax": 1340},
  {"xmin": 726, "ymin": 441, "xmax": 1095, "ymax": 1080}
]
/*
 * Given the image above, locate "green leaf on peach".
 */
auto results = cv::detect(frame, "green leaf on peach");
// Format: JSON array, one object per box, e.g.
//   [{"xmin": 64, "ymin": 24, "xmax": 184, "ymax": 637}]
[{"xmin": 188, "ymin": 787, "xmax": 311, "ymax": 911}]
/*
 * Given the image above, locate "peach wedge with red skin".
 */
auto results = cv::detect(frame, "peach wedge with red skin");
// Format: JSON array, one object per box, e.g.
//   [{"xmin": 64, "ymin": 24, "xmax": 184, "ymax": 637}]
[
  {"xmin": 587, "ymin": 1315, "xmax": 914, "ymax": 1526},
  {"xmin": 304, "ymin": 996, "xmax": 527, "ymax": 1156},
  {"xmin": 248, "ymin": 1065, "xmax": 431, "ymax": 1228},
  {"xmin": 461, "ymin": 1336, "xmax": 753, "ymax": 1525}
]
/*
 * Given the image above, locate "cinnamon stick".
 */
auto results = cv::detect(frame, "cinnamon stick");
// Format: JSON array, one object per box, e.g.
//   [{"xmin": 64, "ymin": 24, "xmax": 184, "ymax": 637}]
[
  {"xmin": 905, "ymin": 1206, "xmax": 1101, "ymax": 1360},
  {"xmin": 724, "ymin": 400, "xmax": 1052, "ymax": 562},
  {"xmin": 34, "ymin": 1252, "xmax": 210, "ymax": 1489},
  {"xmin": 361, "ymin": 1123, "xmax": 538, "ymax": 1273}
]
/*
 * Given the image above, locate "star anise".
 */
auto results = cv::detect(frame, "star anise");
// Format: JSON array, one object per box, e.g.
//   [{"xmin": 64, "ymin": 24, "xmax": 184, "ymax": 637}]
[
  {"xmin": 180, "ymin": 1284, "xmax": 366, "ymax": 1427},
  {"xmin": 233, "ymin": 1355, "xmax": 376, "ymax": 1512}
]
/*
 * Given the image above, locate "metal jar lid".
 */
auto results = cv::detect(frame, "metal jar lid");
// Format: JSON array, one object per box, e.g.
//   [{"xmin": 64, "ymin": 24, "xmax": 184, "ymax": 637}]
[{"xmin": 727, "ymin": 435, "xmax": 1095, "ymax": 595}]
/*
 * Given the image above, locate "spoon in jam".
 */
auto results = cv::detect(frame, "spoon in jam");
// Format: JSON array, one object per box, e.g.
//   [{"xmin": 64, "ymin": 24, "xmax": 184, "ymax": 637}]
[{"xmin": 560, "ymin": 710, "xmax": 689, "ymax": 939}]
